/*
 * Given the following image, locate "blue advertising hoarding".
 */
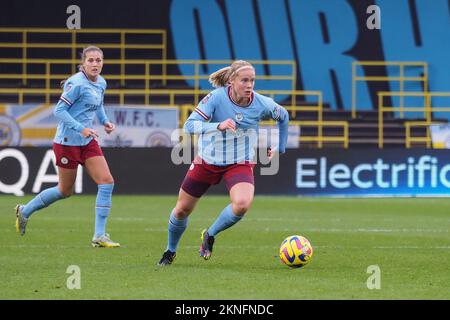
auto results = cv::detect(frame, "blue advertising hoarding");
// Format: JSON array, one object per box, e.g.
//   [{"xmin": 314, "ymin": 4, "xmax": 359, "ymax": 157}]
[{"xmin": 293, "ymin": 151, "xmax": 450, "ymax": 196}]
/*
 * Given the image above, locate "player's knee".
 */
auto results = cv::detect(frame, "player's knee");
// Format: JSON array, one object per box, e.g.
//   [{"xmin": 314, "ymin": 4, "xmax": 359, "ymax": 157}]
[
  {"xmin": 173, "ymin": 204, "xmax": 193, "ymax": 219},
  {"xmin": 97, "ymin": 175, "xmax": 114, "ymax": 185},
  {"xmin": 173, "ymin": 207, "xmax": 192, "ymax": 219},
  {"xmin": 232, "ymin": 198, "xmax": 252, "ymax": 216}
]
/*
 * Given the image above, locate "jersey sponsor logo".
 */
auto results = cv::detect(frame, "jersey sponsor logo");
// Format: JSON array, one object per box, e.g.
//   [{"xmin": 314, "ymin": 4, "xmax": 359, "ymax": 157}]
[
  {"xmin": 90, "ymin": 88, "xmax": 99, "ymax": 98},
  {"xmin": 84, "ymin": 103, "xmax": 101, "ymax": 111},
  {"xmin": 65, "ymin": 84, "xmax": 73, "ymax": 93}
]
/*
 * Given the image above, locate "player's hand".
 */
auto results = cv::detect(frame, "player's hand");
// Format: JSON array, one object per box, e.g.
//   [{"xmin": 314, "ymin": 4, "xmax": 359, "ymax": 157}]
[
  {"xmin": 104, "ymin": 122, "xmax": 115, "ymax": 134},
  {"xmin": 218, "ymin": 119, "xmax": 236, "ymax": 132},
  {"xmin": 81, "ymin": 127, "xmax": 99, "ymax": 138}
]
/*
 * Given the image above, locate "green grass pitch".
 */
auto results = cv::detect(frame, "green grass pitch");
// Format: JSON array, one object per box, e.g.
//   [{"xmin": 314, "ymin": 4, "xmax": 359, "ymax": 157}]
[{"xmin": 1, "ymin": 195, "xmax": 449, "ymax": 299}]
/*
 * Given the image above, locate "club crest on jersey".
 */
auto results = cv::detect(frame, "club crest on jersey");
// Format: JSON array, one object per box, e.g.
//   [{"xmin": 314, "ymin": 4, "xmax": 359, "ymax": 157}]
[{"xmin": 235, "ymin": 113, "xmax": 243, "ymax": 122}]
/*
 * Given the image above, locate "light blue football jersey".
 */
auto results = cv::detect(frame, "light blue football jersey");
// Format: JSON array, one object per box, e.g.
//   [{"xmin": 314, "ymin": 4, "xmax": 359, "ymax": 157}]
[
  {"xmin": 53, "ymin": 71, "xmax": 109, "ymax": 146},
  {"xmin": 184, "ymin": 86, "xmax": 289, "ymax": 165}
]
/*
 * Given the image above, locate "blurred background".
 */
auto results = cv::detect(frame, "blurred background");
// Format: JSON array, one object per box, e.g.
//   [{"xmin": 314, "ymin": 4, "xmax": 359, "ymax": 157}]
[{"xmin": 0, "ymin": 0, "xmax": 449, "ymax": 196}]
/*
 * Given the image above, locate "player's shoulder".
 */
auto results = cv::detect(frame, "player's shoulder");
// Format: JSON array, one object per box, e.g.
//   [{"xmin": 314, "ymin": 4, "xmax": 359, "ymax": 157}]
[
  {"xmin": 200, "ymin": 87, "xmax": 225, "ymax": 105},
  {"xmin": 65, "ymin": 72, "xmax": 85, "ymax": 86},
  {"xmin": 252, "ymin": 91, "xmax": 277, "ymax": 109},
  {"xmin": 97, "ymin": 74, "xmax": 107, "ymax": 87},
  {"xmin": 61, "ymin": 73, "xmax": 84, "ymax": 94},
  {"xmin": 210, "ymin": 87, "xmax": 227, "ymax": 99}
]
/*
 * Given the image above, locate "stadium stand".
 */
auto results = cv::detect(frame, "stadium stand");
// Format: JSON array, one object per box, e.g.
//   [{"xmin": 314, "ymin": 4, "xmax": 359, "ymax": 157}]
[{"xmin": 0, "ymin": 28, "xmax": 448, "ymax": 148}]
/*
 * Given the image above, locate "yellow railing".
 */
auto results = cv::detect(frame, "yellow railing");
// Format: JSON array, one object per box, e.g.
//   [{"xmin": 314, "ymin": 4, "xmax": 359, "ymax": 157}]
[
  {"xmin": 378, "ymin": 91, "xmax": 450, "ymax": 148},
  {"xmin": 404, "ymin": 121, "xmax": 448, "ymax": 148},
  {"xmin": 0, "ymin": 59, "xmax": 297, "ymax": 105},
  {"xmin": 0, "ymin": 28, "xmax": 167, "ymax": 86},
  {"xmin": 259, "ymin": 90, "xmax": 322, "ymax": 120},
  {"xmin": 262, "ymin": 120, "xmax": 348, "ymax": 148},
  {"xmin": 0, "ymin": 88, "xmax": 320, "ymax": 112},
  {"xmin": 352, "ymin": 61, "xmax": 428, "ymax": 119},
  {"xmin": 0, "ymin": 87, "xmax": 312, "ymax": 113}
]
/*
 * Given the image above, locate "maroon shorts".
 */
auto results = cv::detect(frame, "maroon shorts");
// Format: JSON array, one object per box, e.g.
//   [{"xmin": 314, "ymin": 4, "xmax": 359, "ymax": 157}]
[
  {"xmin": 53, "ymin": 139, "xmax": 104, "ymax": 169},
  {"xmin": 181, "ymin": 157, "xmax": 255, "ymax": 198}
]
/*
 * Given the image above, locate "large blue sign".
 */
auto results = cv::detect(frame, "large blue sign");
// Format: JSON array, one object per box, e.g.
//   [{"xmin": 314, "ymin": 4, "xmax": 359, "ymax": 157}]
[
  {"xmin": 170, "ymin": 0, "xmax": 450, "ymax": 116},
  {"xmin": 289, "ymin": 149, "xmax": 450, "ymax": 196}
]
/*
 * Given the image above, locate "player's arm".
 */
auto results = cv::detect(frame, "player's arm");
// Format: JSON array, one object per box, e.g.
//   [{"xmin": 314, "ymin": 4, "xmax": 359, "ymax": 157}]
[
  {"xmin": 184, "ymin": 93, "xmax": 221, "ymax": 134},
  {"xmin": 96, "ymin": 89, "xmax": 115, "ymax": 134},
  {"xmin": 96, "ymin": 108, "xmax": 115, "ymax": 134},
  {"xmin": 267, "ymin": 103, "xmax": 289, "ymax": 154},
  {"xmin": 54, "ymin": 83, "xmax": 85, "ymax": 133},
  {"xmin": 54, "ymin": 83, "xmax": 98, "ymax": 138}
]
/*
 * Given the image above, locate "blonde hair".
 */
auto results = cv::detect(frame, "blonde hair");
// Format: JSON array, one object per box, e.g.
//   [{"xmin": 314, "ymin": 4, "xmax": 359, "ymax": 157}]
[
  {"xmin": 60, "ymin": 46, "xmax": 104, "ymax": 88},
  {"xmin": 208, "ymin": 60, "xmax": 254, "ymax": 88}
]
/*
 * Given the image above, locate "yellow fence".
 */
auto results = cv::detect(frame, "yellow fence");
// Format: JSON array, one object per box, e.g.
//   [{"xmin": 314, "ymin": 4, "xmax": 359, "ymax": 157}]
[
  {"xmin": 0, "ymin": 87, "xmax": 320, "ymax": 119},
  {"xmin": 262, "ymin": 120, "xmax": 349, "ymax": 148},
  {"xmin": 0, "ymin": 28, "xmax": 167, "ymax": 86},
  {"xmin": 0, "ymin": 58, "xmax": 297, "ymax": 104},
  {"xmin": 404, "ymin": 121, "xmax": 447, "ymax": 148},
  {"xmin": 0, "ymin": 27, "xmax": 333, "ymax": 148},
  {"xmin": 352, "ymin": 61, "xmax": 428, "ymax": 118},
  {"xmin": 378, "ymin": 91, "xmax": 450, "ymax": 148}
]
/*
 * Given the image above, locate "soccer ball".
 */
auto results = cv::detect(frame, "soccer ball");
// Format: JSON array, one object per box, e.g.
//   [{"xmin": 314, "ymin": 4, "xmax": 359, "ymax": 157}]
[{"xmin": 279, "ymin": 235, "xmax": 313, "ymax": 268}]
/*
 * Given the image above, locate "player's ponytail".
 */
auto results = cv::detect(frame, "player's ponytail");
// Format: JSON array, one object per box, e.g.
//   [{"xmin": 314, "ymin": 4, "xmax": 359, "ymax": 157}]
[
  {"xmin": 208, "ymin": 66, "xmax": 232, "ymax": 88},
  {"xmin": 208, "ymin": 60, "xmax": 254, "ymax": 88}
]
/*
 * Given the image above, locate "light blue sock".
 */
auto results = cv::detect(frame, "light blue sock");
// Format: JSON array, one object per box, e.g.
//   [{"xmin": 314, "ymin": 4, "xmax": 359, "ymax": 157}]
[
  {"xmin": 94, "ymin": 184, "xmax": 114, "ymax": 238},
  {"xmin": 167, "ymin": 210, "xmax": 188, "ymax": 252},
  {"xmin": 21, "ymin": 186, "xmax": 65, "ymax": 218},
  {"xmin": 208, "ymin": 204, "xmax": 242, "ymax": 237}
]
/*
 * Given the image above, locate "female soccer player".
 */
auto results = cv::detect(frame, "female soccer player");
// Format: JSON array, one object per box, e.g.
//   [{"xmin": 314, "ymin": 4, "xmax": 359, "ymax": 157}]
[
  {"xmin": 15, "ymin": 46, "xmax": 120, "ymax": 248},
  {"xmin": 158, "ymin": 60, "xmax": 289, "ymax": 265}
]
